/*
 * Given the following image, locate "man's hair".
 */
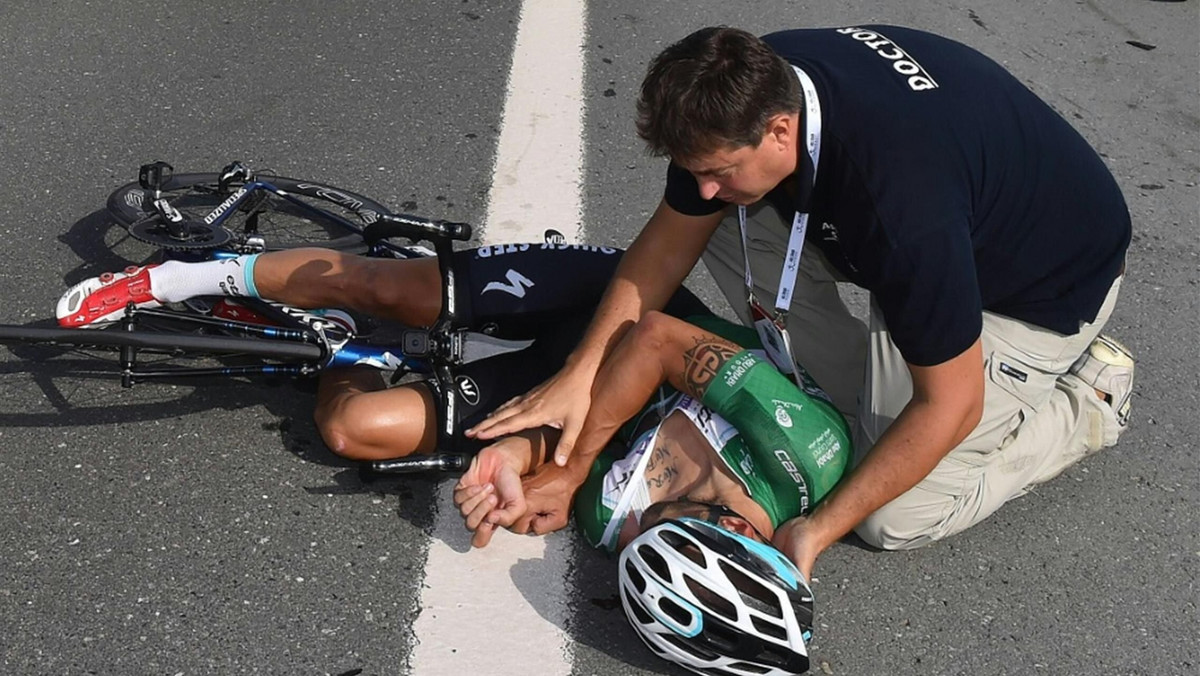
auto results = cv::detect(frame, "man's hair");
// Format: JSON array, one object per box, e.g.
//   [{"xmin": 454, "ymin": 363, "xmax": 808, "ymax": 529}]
[{"xmin": 636, "ymin": 27, "xmax": 802, "ymax": 162}]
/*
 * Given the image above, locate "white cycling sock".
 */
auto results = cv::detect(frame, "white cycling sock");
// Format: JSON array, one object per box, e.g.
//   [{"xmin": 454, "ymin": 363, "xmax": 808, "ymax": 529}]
[{"xmin": 147, "ymin": 254, "xmax": 261, "ymax": 303}]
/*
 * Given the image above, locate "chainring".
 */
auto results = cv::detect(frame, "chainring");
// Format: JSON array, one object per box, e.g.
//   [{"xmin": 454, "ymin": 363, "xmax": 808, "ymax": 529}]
[{"xmin": 129, "ymin": 219, "xmax": 233, "ymax": 250}]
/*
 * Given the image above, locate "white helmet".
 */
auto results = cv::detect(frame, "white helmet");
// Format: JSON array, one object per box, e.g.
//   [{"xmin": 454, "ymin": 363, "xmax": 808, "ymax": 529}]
[{"xmin": 618, "ymin": 517, "xmax": 814, "ymax": 676}]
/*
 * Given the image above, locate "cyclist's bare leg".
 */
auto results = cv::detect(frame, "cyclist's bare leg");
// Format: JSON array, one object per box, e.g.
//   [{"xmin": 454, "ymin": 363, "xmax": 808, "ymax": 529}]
[
  {"xmin": 574, "ymin": 311, "xmax": 741, "ymax": 457},
  {"xmin": 313, "ymin": 367, "xmax": 438, "ymax": 461},
  {"xmin": 252, "ymin": 248, "xmax": 442, "ymax": 325}
]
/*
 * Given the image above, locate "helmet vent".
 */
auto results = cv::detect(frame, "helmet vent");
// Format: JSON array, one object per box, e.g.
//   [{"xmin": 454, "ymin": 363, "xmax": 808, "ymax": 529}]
[
  {"xmin": 702, "ymin": 617, "xmax": 742, "ymax": 652},
  {"xmin": 750, "ymin": 615, "xmax": 788, "ymax": 641},
  {"xmin": 660, "ymin": 529, "xmax": 708, "ymax": 568},
  {"xmin": 623, "ymin": 588, "xmax": 654, "ymax": 625},
  {"xmin": 720, "ymin": 561, "xmax": 783, "ymax": 618},
  {"xmin": 684, "ymin": 574, "xmax": 738, "ymax": 621},
  {"xmin": 638, "ymin": 543, "xmax": 672, "ymax": 583},
  {"xmin": 662, "ymin": 634, "xmax": 719, "ymax": 661},
  {"xmin": 657, "ymin": 596, "xmax": 694, "ymax": 628},
  {"xmin": 755, "ymin": 641, "xmax": 808, "ymax": 671},
  {"xmin": 624, "ymin": 559, "xmax": 647, "ymax": 594},
  {"xmin": 727, "ymin": 662, "xmax": 772, "ymax": 675}
]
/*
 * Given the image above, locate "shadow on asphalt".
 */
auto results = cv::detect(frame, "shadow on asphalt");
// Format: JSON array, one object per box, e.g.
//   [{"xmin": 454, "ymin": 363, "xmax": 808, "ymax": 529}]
[
  {"xmin": 57, "ymin": 209, "xmax": 160, "ymax": 285},
  {"xmin": 511, "ymin": 545, "xmax": 690, "ymax": 675}
]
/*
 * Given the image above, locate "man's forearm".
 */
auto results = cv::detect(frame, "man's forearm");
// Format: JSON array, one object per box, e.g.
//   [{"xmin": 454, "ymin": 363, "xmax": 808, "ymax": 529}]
[
  {"xmin": 804, "ymin": 398, "xmax": 979, "ymax": 553},
  {"xmin": 803, "ymin": 339, "xmax": 986, "ymax": 555},
  {"xmin": 565, "ymin": 201, "xmax": 724, "ymax": 374}
]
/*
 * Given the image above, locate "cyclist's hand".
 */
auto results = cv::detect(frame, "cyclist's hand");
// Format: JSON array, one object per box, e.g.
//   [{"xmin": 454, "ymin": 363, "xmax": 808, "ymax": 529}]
[
  {"xmin": 510, "ymin": 463, "xmax": 585, "ymax": 536},
  {"xmin": 454, "ymin": 444, "xmax": 527, "ymax": 548},
  {"xmin": 466, "ymin": 366, "xmax": 594, "ymax": 466}
]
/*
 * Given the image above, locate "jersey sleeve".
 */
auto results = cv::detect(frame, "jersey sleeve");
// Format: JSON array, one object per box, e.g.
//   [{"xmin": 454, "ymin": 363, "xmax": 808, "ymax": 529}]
[
  {"xmin": 663, "ymin": 162, "xmax": 728, "ymax": 216},
  {"xmin": 573, "ymin": 451, "xmax": 618, "ymax": 550}
]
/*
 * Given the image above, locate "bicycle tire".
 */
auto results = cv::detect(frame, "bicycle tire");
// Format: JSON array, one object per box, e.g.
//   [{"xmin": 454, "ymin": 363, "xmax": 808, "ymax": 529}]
[
  {"xmin": 0, "ymin": 324, "xmax": 323, "ymax": 361},
  {"xmin": 106, "ymin": 173, "xmax": 394, "ymax": 251}
]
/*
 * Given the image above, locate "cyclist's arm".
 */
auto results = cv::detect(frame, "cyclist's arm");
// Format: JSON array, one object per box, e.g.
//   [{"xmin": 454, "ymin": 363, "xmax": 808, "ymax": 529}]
[{"xmin": 466, "ymin": 199, "xmax": 724, "ymax": 462}]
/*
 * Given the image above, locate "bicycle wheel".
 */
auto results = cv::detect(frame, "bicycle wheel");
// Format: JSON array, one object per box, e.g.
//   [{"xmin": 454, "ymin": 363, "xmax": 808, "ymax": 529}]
[
  {"xmin": 0, "ymin": 324, "xmax": 324, "ymax": 361},
  {"xmin": 106, "ymin": 173, "xmax": 394, "ymax": 251}
]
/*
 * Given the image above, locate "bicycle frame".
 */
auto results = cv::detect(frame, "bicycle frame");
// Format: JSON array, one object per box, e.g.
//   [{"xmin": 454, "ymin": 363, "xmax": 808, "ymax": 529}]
[
  {"xmin": 170, "ymin": 177, "xmax": 426, "ymax": 262},
  {"xmin": 113, "ymin": 304, "xmax": 432, "ymax": 388},
  {"xmin": 131, "ymin": 166, "xmax": 479, "ymax": 458},
  {"xmin": 6, "ymin": 161, "xmax": 485, "ymax": 473}
]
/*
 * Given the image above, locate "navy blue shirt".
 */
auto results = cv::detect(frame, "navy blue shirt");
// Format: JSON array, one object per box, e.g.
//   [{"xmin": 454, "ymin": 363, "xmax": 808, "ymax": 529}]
[{"xmin": 665, "ymin": 26, "xmax": 1131, "ymax": 366}]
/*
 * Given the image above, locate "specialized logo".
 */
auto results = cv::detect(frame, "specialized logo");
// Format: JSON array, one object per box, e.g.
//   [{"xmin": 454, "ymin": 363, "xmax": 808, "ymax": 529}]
[
  {"xmin": 482, "ymin": 269, "xmax": 535, "ymax": 298},
  {"xmin": 836, "ymin": 27, "xmax": 939, "ymax": 91},
  {"xmin": 204, "ymin": 187, "xmax": 248, "ymax": 224},
  {"xmin": 455, "ymin": 375, "xmax": 481, "ymax": 406},
  {"xmin": 125, "ymin": 190, "xmax": 145, "ymax": 209}
]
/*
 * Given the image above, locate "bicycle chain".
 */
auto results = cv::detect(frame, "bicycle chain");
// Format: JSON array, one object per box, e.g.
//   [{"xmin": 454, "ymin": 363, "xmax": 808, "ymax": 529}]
[{"xmin": 128, "ymin": 220, "xmax": 233, "ymax": 250}]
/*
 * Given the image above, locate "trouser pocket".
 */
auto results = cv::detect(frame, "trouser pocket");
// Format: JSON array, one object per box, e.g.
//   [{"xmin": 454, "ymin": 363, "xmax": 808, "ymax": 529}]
[{"xmin": 962, "ymin": 349, "xmax": 1059, "ymax": 462}]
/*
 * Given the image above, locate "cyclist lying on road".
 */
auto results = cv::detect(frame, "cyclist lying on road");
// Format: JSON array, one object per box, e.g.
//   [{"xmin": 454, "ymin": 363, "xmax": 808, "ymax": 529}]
[{"xmin": 56, "ymin": 244, "xmax": 851, "ymax": 557}]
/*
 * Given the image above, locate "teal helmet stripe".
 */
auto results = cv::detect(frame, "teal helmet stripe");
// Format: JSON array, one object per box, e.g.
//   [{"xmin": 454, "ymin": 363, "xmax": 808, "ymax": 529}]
[
  {"xmin": 645, "ymin": 576, "xmax": 704, "ymax": 638},
  {"xmin": 676, "ymin": 517, "xmax": 804, "ymax": 591}
]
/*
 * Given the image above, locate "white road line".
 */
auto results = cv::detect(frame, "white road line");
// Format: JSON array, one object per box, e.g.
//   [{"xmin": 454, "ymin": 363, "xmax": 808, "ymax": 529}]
[
  {"xmin": 410, "ymin": 484, "xmax": 573, "ymax": 676},
  {"xmin": 482, "ymin": 0, "xmax": 587, "ymax": 244},
  {"xmin": 410, "ymin": 1, "xmax": 586, "ymax": 674}
]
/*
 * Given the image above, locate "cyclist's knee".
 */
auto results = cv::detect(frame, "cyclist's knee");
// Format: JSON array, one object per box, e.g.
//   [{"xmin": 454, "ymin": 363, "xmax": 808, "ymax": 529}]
[{"xmin": 313, "ymin": 395, "xmax": 371, "ymax": 460}]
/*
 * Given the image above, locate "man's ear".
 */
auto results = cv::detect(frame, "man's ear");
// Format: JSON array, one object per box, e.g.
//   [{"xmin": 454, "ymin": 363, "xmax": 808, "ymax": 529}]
[
  {"xmin": 718, "ymin": 515, "xmax": 762, "ymax": 540},
  {"xmin": 764, "ymin": 113, "xmax": 797, "ymax": 149}
]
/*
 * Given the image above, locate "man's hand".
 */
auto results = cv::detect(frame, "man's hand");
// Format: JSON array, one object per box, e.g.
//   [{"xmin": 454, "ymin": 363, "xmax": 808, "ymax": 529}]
[
  {"xmin": 466, "ymin": 365, "xmax": 594, "ymax": 466},
  {"xmin": 772, "ymin": 516, "xmax": 822, "ymax": 581},
  {"xmin": 453, "ymin": 443, "xmax": 527, "ymax": 548},
  {"xmin": 510, "ymin": 462, "xmax": 587, "ymax": 536}
]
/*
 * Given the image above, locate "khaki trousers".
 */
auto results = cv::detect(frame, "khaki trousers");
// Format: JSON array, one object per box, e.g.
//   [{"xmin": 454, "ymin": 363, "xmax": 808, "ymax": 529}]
[{"xmin": 701, "ymin": 204, "xmax": 1125, "ymax": 550}]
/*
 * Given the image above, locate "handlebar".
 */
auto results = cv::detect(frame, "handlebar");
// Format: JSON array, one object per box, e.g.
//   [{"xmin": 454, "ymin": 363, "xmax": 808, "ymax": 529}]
[{"xmin": 363, "ymin": 213, "xmax": 472, "ymax": 244}]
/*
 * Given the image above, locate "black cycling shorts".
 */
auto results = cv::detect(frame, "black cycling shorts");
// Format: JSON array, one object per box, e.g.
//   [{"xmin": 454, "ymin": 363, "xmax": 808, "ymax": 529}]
[{"xmin": 430, "ymin": 243, "xmax": 711, "ymax": 452}]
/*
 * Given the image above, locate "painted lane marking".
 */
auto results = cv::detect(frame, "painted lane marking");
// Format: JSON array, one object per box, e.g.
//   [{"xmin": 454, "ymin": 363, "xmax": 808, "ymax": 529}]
[
  {"xmin": 482, "ymin": 0, "xmax": 586, "ymax": 245},
  {"xmin": 411, "ymin": 1, "xmax": 585, "ymax": 674}
]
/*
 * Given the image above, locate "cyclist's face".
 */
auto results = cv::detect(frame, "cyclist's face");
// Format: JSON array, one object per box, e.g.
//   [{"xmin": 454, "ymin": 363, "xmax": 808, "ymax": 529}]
[
  {"xmin": 679, "ymin": 114, "xmax": 799, "ymax": 205},
  {"xmin": 627, "ymin": 500, "xmax": 770, "ymax": 547}
]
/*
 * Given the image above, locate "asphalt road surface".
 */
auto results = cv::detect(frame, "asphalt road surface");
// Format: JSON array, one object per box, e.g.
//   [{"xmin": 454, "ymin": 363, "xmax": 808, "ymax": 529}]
[{"xmin": 0, "ymin": 1, "xmax": 1196, "ymax": 674}]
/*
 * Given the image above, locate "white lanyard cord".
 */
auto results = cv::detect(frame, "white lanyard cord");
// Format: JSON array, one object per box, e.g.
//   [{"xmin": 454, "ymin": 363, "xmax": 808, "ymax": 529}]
[{"xmin": 738, "ymin": 64, "xmax": 822, "ymax": 315}]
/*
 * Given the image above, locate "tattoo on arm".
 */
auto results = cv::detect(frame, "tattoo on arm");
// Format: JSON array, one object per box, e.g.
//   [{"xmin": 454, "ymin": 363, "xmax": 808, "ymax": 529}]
[{"xmin": 681, "ymin": 337, "xmax": 740, "ymax": 398}]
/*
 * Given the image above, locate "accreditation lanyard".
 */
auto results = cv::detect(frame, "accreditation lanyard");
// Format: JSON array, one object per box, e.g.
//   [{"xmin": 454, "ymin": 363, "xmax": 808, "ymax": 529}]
[{"xmin": 738, "ymin": 65, "xmax": 822, "ymax": 379}]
